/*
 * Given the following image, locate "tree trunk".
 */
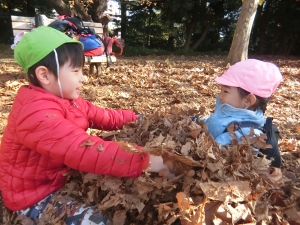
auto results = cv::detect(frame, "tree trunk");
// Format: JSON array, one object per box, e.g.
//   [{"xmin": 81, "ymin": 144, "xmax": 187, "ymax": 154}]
[
  {"xmin": 27, "ymin": 0, "xmax": 36, "ymax": 16},
  {"xmin": 147, "ymin": 12, "xmax": 151, "ymax": 47},
  {"xmin": 250, "ymin": 2, "xmax": 262, "ymax": 49},
  {"xmin": 73, "ymin": 0, "xmax": 91, "ymax": 21},
  {"xmin": 89, "ymin": 0, "xmax": 108, "ymax": 22},
  {"xmin": 121, "ymin": 1, "xmax": 127, "ymax": 41},
  {"xmin": 47, "ymin": 0, "xmax": 72, "ymax": 16},
  {"xmin": 184, "ymin": 22, "xmax": 196, "ymax": 50},
  {"xmin": 191, "ymin": 20, "xmax": 213, "ymax": 51},
  {"xmin": 89, "ymin": 0, "xmax": 109, "ymax": 35},
  {"xmin": 47, "ymin": 0, "xmax": 107, "ymax": 23},
  {"xmin": 286, "ymin": 38, "xmax": 296, "ymax": 55},
  {"xmin": 226, "ymin": 0, "xmax": 259, "ymax": 65}
]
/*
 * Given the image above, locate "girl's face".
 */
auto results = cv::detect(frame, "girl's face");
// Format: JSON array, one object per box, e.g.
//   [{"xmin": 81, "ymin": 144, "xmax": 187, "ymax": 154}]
[
  {"xmin": 47, "ymin": 61, "xmax": 85, "ymax": 100},
  {"xmin": 219, "ymin": 85, "xmax": 246, "ymax": 108}
]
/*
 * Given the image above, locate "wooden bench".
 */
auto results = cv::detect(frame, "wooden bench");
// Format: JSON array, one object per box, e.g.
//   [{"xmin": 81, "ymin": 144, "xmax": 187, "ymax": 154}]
[{"xmin": 11, "ymin": 15, "xmax": 116, "ymax": 75}]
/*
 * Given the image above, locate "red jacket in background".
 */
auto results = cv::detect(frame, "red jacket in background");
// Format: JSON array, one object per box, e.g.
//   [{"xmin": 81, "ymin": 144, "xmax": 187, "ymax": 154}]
[{"xmin": 0, "ymin": 84, "xmax": 149, "ymax": 211}]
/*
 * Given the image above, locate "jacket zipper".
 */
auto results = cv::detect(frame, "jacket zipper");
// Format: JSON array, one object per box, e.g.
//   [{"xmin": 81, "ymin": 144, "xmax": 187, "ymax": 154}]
[{"xmin": 71, "ymin": 100, "xmax": 91, "ymax": 128}]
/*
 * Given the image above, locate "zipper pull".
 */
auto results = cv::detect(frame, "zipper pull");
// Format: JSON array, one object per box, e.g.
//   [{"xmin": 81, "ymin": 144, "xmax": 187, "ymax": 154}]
[{"xmin": 72, "ymin": 101, "xmax": 78, "ymax": 108}]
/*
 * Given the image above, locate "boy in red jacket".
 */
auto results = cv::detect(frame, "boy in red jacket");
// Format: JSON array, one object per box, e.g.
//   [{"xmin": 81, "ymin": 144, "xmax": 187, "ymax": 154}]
[{"xmin": 0, "ymin": 26, "xmax": 168, "ymax": 224}]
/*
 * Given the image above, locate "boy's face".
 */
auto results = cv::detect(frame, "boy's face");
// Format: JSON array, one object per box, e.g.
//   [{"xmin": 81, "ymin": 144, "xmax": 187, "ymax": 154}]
[
  {"xmin": 47, "ymin": 61, "xmax": 84, "ymax": 100},
  {"xmin": 218, "ymin": 85, "xmax": 246, "ymax": 109}
]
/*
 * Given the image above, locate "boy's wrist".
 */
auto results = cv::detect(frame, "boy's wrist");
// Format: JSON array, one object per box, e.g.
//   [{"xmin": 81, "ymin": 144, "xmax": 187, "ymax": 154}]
[{"xmin": 139, "ymin": 152, "xmax": 150, "ymax": 173}]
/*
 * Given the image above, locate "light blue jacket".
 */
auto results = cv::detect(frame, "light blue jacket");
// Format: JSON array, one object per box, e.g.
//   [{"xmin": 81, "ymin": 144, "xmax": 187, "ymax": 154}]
[{"xmin": 203, "ymin": 97, "xmax": 265, "ymax": 146}]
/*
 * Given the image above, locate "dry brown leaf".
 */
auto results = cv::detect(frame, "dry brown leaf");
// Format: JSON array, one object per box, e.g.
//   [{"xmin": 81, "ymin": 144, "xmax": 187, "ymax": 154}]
[
  {"xmin": 281, "ymin": 138, "xmax": 297, "ymax": 151},
  {"xmin": 80, "ymin": 140, "xmax": 95, "ymax": 147},
  {"xmin": 134, "ymin": 176, "xmax": 154, "ymax": 194},
  {"xmin": 176, "ymin": 192, "xmax": 192, "ymax": 211},
  {"xmin": 117, "ymin": 140, "xmax": 139, "ymax": 152},
  {"xmin": 199, "ymin": 181, "xmax": 252, "ymax": 202},
  {"xmin": 112, "ymin": 210, "xmax": 126, "ymax": 225}
]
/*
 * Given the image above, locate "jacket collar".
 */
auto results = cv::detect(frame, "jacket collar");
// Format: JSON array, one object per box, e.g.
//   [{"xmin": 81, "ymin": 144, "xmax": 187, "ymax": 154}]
[{"xmin": 26, "ymin": 83, "xmax": 75, "ymax": 105}]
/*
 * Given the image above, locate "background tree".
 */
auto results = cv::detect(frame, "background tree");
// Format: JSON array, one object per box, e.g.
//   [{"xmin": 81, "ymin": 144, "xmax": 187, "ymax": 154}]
[
  {"xmin": 248, "ymin": 0, "xmax": 300, "ymax": 56},
  {"xmin": 0, "ymin": 0, "xmax": 110, "ymax": 43},
  {"xmin": 46, "ymin": 0, "xmax": 108, "ymax": 22},
  {"xmin": 250, "ymin": 0, "xmax": 272, "ymax": 54},
  {"xmin": 155, "ymin": 0, "xmax": 241, "ymax": 51},
  {"xmin": 126, "ymin": 1, "xmax": 167, "ymax": 48},
  {"xmin": 2, "ymin": 0, "xmax": 300, "ymax": 56},
  {"xmin": 0, "ymin": 0, "xmax": 109, "ymax": 22},
  {"xmin": 0, "ymin": 0, "xmax": 54, "ymax": 16},
  {"xmin": 0, "ymin": 0, "xmax": 54, "ymax": 43},
  {"xmin": 226, "ymin": 0, "xmax": 262, "ymax": 65},
  {"xmin": 191, "ymin": 0, "xmax": 240, "ymax": 51},
  {"xmin": 158, "ymin": 0, "xmax": 208, "ymax": 50},
  {"xmin": 120, "ymin": 0, "xmax": 127, "ymax": 40}
]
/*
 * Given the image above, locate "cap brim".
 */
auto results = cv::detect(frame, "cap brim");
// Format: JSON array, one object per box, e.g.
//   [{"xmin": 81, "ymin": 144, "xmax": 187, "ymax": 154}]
[{"xmin": 215, "ymin": 76, "xmax": 239, "ymax": 87}]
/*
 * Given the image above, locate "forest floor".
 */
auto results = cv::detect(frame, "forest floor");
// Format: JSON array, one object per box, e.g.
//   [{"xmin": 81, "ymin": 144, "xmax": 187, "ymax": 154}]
[{"xmin": 0, "ymin": 49, "xmax": 300, "ymax": 224}]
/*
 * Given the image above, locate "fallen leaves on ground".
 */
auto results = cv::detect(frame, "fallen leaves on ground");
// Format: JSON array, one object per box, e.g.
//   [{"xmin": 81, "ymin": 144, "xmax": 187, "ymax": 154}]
[{"xmin": 0, "ymin": 55, "xmax": 300, "ymax": 225}]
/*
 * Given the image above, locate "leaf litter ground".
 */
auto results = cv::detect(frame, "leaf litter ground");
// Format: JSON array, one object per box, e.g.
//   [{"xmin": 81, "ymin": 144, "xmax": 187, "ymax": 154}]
[{"xmin": 0, "ymin": 55, "xmax": 300, "ymax": 225}]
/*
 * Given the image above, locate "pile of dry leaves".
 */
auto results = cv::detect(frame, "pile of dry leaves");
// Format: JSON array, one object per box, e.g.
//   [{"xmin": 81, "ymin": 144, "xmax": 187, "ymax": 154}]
[
  {"xmin": 10, "ymin": 105, "xmax": 300, "ymax": 225},
  {"xmin": 1, "ymin": 56, "xmax": 300, "ymax": 225},
  {"xmin": 85, "ymin": 105, "xmax": 300, "ymax": 224}
]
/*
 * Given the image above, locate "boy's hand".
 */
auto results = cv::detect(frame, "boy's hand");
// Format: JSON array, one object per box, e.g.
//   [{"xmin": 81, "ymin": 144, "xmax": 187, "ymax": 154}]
[{"xmin": 148, "ymin": 154, "xmax": 175, "ymax": 178}]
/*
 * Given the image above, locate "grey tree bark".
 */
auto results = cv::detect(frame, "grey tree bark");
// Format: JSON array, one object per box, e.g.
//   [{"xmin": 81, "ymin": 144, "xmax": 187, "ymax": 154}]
[
  {"xmin": 121, "ymin": 0, "xmax": 127, "ymax": 40},
  {"xmin": 183, "ymin": 22, "xmax": 196, "ymax": 50},
  {"xmin": 46, "ymin": 0, "xmax": 73, "ymax": 16},
  {"xmin": 46, "ymin": 0, "xmax": 108, "ymax": 23},
  {"xmin": 192, "ymin": 20, "xmax": 213, "ymax": 51},
  {"xmin": 226, "ymin": 0, "xmax": 259, "ymax": 65}
]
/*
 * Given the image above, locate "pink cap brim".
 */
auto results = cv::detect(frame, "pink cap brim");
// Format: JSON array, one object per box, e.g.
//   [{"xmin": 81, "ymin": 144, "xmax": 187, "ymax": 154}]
[{"xmin": 215, "ymin": 76, "xmax": 239, "ymax": 87}]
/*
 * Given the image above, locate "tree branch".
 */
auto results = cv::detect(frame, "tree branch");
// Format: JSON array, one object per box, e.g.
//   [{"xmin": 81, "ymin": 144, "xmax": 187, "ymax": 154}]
[
  {"xmin": 47, "ymin": 0, "xmax": 72, "ymax": 15},
  {"xmin": 89, "ymin": 0, "xmax": 108, "ymax": 22},
  {"xmin": 73, "ymin": 0, "xmax": 92, "ymax": 21}
]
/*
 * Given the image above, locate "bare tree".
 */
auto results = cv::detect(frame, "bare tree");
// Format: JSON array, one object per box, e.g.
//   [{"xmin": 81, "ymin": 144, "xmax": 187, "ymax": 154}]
[{"xmin": 226, "ymin": 0, "xmax": 260, "ymax": 65}]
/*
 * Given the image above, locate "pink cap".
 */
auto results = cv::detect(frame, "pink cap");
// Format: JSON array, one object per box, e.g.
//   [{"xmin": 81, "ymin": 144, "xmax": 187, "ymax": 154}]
[{"xmin": 215, "ymin": 59, "xmax": 283, "ymax": 98}]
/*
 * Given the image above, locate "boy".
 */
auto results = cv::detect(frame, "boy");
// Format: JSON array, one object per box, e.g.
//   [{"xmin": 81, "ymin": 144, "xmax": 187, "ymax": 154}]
[{"xmin": 0, "ymin": 26, "xmax": 167, "ymax": 224}]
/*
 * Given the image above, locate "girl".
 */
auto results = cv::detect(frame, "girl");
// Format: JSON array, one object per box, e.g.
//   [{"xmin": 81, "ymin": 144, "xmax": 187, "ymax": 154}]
[{"xmin": 203, "ymin": 59, "xmax": 283, "ymax": 167}]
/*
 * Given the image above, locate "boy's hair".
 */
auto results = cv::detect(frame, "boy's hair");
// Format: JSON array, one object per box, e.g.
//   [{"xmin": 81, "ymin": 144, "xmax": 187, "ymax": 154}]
[
  {"xmin": 237, "ymin": 87, "xmax": 270, "ymax": 113},
  {"xmin": 27, "ymin": 43, "xmax": 84, "ymax": 86}
]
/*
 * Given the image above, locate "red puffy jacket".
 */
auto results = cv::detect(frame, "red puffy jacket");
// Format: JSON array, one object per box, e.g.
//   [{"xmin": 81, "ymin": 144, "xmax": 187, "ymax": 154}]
[{"xmin": 0, "ymin": 84, "xmax": 149, "ymax": 211}]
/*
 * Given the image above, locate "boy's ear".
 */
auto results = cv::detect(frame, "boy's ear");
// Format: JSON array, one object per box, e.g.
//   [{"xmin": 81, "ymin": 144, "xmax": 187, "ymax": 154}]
[
  {"xmin": 244, "ymin": 94, "xmax": 257, "ymax": 107},
  {"xmin": 35, "ymin": 66, "xmax": 51, "ymax": 85}
]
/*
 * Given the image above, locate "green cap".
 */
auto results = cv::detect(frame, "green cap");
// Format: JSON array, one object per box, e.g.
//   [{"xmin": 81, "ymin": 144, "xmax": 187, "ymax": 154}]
[{"xmin": 14, "ymin": 26, "xmax": 83, "ymax": 73}]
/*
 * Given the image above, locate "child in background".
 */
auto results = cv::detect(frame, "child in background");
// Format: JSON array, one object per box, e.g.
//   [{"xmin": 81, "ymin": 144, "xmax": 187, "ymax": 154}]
[
  {"xmin": 202, "ymin": 59, "xmax": 283, "ymax": 168},
  {"xmin": 0, "ymin": 26, "xmax": 168, "ymax": 224}
]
